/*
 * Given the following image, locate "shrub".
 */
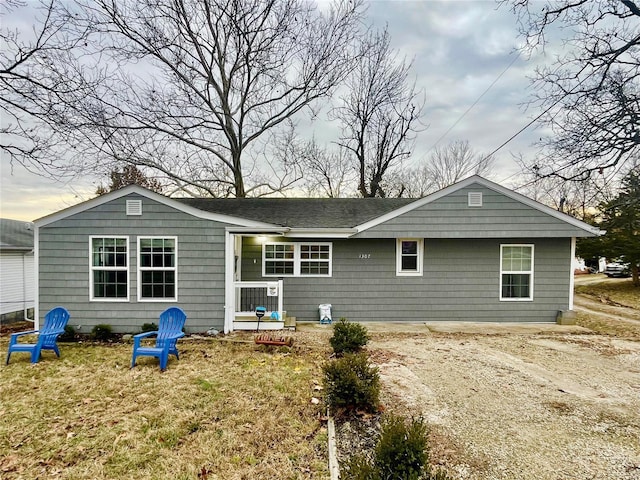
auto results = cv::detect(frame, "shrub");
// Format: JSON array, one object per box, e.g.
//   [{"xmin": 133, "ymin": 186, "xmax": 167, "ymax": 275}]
[
  {"xmin": 342, "ymin": 454, "xmax": 377, "ymax": 480},
  {"xmin": 58, "ymin": 325, "xmax": 76, "ymax": 342},
  {"xmin": 141, "ymin": 322, "xmax": 158, "ymax": 333},
  {"xmin": 330, "ymin": 318, "xmax": 369, "ymax": 355},
  {"xmin": 323, "ymin": 352, "xmax": 380, "ymax": 414},
  {"xmin": 342, "ymin": 413, "xmax": 454, "ymax": 480},
  {"xmin": 91, "ymin": 323, "xmax": 114, "ymax": 341},
  {"xmin": 374, "ymin": 414, "xmax": 428, "ymax": 480}
]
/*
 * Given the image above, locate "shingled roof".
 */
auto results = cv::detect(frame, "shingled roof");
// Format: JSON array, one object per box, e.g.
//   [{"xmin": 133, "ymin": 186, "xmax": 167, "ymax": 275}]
[
  {"xmin": 176, "ymin": 198, "xmax": 415, "ymax": 228},
  {"xmin": 0, "ymin": 219, "xmax": 34, "ymax": 251}
]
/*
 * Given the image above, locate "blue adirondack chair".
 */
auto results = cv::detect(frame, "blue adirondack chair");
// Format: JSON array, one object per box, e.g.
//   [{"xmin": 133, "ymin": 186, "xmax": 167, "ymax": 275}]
[
  {"xmin": 5, "ymin": 307, "xmax": 71, "ymax": 365},
  {"xmin": 131, "ymin": 307, "xmax": 187, "ymax": 371}
]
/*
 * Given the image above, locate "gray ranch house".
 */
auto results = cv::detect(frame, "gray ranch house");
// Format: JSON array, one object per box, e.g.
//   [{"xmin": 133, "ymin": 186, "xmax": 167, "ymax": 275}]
[{"xmin": 34, "ymin": 176, "xmax": 601, "ymax": 334}]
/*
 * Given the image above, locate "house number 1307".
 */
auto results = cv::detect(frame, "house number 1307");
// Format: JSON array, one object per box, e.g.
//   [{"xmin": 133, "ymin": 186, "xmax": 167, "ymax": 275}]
[{"xmin": 359, "ymin": 254, "xmax": 371, "ymax": 259}]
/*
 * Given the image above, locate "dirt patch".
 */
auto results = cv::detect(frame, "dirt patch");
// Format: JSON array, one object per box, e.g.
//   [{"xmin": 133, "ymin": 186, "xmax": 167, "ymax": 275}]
[
  {"xmin": 370, "ymin": 331, "xmax": 640, "ymax": 480},
  {"xmin": 299, "ymin": 308, "xmax": 640, "ymax": 479},
  {"xmin": 574, "ymin": 295, "xmax": 640, "ymax": 323}
]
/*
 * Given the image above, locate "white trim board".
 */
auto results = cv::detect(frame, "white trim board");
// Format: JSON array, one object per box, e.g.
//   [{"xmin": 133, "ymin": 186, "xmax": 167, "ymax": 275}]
[{"xmin": 34, "ymin": 185, "xmax": 278, "ymax": 229}]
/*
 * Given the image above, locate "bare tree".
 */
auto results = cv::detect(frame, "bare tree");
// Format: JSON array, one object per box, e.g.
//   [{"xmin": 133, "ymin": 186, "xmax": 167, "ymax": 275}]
[
  {"xmin": 506, "ymin": 0, "xmax": 640, "ymax": 182},
  {"xmin": 4, "ymin": 0, "xmax": 365, "ymax": 197},
  {"xmin": 513, "ymin": 158, "xmax": 619, "ymax": 221},
  {"xmin": 0, "ymin": 0, "xmax": 95, "ymax": 176},
  {"xmin": 422, "ymin": 140, "xmax": 493, "ymax": 191},
  {"xmin": 382, "ymin": 168, "xmax": 430, "ymax": 199},
  {"xmin": 333, "ymin": 27, "xmax": 425, "ymax": 198},
  {"xmin": 388, "ymin": 140, "xmax": 494, "ymax": 198},
  {"xmin": 297, "ymin": 140, "xmax": 356, "ymax": 198}
]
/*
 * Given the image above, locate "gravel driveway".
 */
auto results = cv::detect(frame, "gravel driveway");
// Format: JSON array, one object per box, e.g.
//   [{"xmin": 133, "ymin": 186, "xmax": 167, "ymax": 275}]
[{"xmin": 370, "ymin": 327, "xmax": 640, "ymax": 480}]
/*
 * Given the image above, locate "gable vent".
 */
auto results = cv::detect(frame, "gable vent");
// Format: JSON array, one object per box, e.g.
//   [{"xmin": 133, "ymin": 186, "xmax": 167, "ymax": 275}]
[
  {"xmin": 468, "ymin": 192, "xmax": 483, "ymax": 207},
  {"xmin": 126, "ymin": 199, "xmax": 143, "ymax": 216}
]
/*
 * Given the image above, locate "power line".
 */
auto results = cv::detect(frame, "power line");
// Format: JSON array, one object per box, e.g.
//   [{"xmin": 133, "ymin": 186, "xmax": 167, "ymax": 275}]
[
  {"xmin": 489, "ymin": 72, "xmax": 596, "ymax": 186},
  {"xmin": 424, "ymin": 50, "xmax": 522, "ymax": 156}
]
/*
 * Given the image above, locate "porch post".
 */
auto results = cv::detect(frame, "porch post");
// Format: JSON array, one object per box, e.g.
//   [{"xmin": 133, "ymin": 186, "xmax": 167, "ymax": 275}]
[
  {"xmin": 34, "ymin": 226, "xmax": 40, "ymax": 330},
  {"xmin": 277, "ymin": 279, "xmax": 284, "ymax": 320},
  {"xmin": 224, "ymin": 231, "xmax": 235, "ymax": 334}
]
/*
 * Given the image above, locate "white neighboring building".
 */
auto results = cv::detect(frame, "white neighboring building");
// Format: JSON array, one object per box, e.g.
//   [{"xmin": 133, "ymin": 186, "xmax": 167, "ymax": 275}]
[{"xmin": 0, "ymin": 219, "xmax": 34, "ymax": 319}]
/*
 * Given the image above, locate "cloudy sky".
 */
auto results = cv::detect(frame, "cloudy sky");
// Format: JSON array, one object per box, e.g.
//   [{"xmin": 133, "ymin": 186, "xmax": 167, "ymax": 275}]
[{"xmin": 0, "ymin": 0, "xmax": 552, "ymax": 222}]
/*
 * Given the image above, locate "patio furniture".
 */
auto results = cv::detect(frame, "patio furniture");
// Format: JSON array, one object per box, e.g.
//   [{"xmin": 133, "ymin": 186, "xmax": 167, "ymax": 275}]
[
  {"xmin": 5, "ymin": 307, "xmax": 70, "ymax": 365},
  {"xmin": 130, "ymin": 307, "xmax": 187, "ymax": 371}
]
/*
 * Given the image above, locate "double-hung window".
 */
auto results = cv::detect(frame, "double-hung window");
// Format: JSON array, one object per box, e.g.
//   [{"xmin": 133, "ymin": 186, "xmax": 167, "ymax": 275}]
[
  {"xmin": 396, "ymin": 239, "xmax": 423, "ymax": 276},
  {"xmin": 263, "ymin": 242, "xmax": 332, "ymax": 277},
  {"xmin": 138, "ymin": 237, "xmax": 177, "ymax": 301},
  {"xmin": 300, "ymin": 244, "xmax": 331, "ymax": 275},
  {"xmin": 500, "ymin": 244, "xmax": 534, "ymax": 301},
  {"xmin": 263, "ymin": 243, "xmax": 295, "ymax": 275},
  {"xmin": 90, "ymin": 236, "xmax": 129, "ymax": 301}
]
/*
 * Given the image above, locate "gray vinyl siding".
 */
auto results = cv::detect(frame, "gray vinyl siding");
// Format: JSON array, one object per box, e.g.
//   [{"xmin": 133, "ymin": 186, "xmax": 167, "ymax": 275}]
[
  {"xmin": 241, "ymin": 236, "xmax": 571, "ymax": 323},
  {"xmin": 355, "ymin": 184, "xmax": 592, "ymax": 238},
  {"xmin": 38, "ymin": 194, "xmax": 227, "ymax": 333}
]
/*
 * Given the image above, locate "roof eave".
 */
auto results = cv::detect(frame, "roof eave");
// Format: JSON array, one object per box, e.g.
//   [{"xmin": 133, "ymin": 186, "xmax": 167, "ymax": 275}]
[
  {"xmin": 285, "ymin": 228, "xmax": 357, "ymax": 238},
  {"xmin": 225, "ymin": 226, "xmax": 290, "ymax": 234},
  {"xmin": 35, "ymin": 186, "xmax": 280, "ymax": 228},
  {"xmin": 354, "ymin": 175, "xmax": 603, "ymax": 237}
]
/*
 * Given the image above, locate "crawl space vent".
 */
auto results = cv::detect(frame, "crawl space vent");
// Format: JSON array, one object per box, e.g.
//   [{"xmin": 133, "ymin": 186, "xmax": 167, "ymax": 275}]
[
  {"xmin": 468, "ymin": 192, "xmax": 483, "ymax": 207},
  {"xmin": 126, "ymin": 199, "xmax": 143, "ymax": 216}
]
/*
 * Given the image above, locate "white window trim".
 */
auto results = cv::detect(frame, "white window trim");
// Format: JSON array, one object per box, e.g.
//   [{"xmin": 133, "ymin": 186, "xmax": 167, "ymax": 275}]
[
  {"xmin": 262, "ymin": 242, "xmax": 332, "ymax": 277},
  {"xmin": 89, "ymin": 235, "xmax": 130, "ymax": 302},
  {"xmin": 500, "ymin": 244, "xmax": 534, "ymax": 301},
  {"xmin": 396, "ymin": 238, "xmax": 424, "ymax": 276},
  {"xmin": 137, "ymin": 236, "xmax": 178, "ymax": 302}
]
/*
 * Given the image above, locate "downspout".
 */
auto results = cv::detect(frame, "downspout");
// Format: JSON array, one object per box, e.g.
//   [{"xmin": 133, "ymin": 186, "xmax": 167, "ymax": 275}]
[{"xmin": 569, "ymin": 237, "xmax": 576, "ymax": 310}]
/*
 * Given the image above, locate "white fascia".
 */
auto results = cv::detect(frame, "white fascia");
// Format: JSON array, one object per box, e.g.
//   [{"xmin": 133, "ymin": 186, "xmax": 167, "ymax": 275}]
[
  {"xmin": 354, "ymin": 175, "xmax": 604, "ymax": 237},
  {"xmin": 285, "ymin": 228, "xmax": 356, "ymax": 238},
  {"xmin": 35, "ymin": 185, "xmax": 278, "ymax": 229}
]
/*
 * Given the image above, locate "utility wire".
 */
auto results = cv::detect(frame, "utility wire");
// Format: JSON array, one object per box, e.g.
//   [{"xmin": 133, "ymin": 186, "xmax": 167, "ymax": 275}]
[
  {"xmin": 424, "ymin": 50, "xmax": 522, "ymax": 156},
  {"xmin": 490, "ymin": 72, "xmax": 595, "ymax": 188}
]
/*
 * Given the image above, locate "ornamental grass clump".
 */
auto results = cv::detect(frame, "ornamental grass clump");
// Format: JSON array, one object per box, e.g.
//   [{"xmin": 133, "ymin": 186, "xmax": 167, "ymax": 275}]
[
  {"xmin": 330, "ymin": 318, "xmax": 369, "ymax": 355},
  {"xmin": 323, "ymin": 352, "xmax": 380, "ymax": 414}
]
